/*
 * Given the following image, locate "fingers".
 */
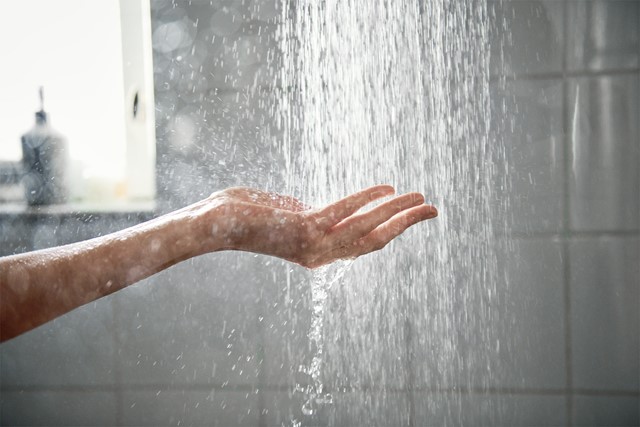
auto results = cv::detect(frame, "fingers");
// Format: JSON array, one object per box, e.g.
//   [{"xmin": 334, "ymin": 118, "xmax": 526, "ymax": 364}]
[
  {"xmin": 362, "ymin": 204, "xmax": 437, "ymax": 252},
  {"xmin": 307, "ymin": 203, "xmax": 436, "ymax": 267},
  {"xmin": 329, "ymin": 192, "xmax": 427, "ymax": 243},
  {"xmin": 315, "ymin": 185, "xmax": 395, "ymax": 228},
  {"xmin": 328, "ymin": 204, "xmax": 437, "ymax": 262}
]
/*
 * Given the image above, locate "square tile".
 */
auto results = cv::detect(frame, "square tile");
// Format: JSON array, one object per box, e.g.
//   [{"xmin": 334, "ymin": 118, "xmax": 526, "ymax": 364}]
[
  {"xmin": 0, "ymin": 391, "xmax": 117, "ymax": 426},
  {"xmin": 570, "ymin": 237, "xmax": 640, "ymax": 391},
  {"xmin": 261, "ymin": 389, "xmax": 326, "ymax": 427},
  {"xmin": 491, "ymin": 79, "xmax": 565, "ymax": 234},
  {"xmin": 490, "ymin": 1, "xmax": 564, "ymax": 76},
  {"xmin": 412, "ymin": 391, "xmax": 464, "ymax": 426},
  {"xmin": 414, "ymin": 392, "xmax": 566, "ymax": 426},
  {"xmin": 122, "ymin": 389, "xmax": 260, "ymax": 426},
  {"xmin": 115, "ymin": 253, "xmax": 262, "ymax": 387},
  {"xmin": 328, "ymin": 390, "xmax": 411, "ymax": 427},
  {"xmin": 568, "ymin": 75, "xmax": 640, "ymax": 232},
  {"xmin": 574, "ymin": 395, "xmax": 640, "ymax": 426},
  {"xmin": 1, "ymin": 299, "xmax": 117, "ymax": 386},
  {"xmin": 567, "ymin": 1, "xmax": 640, "ymax": 71},
  {"xmin": 491, "ymin": 238, "xmax": 566, "ymax": 389},
  {"xmin": 410, "ymin": 238, "xmax": 566, "ymax": 390},
  {"xmin": 263, "ymin": 390, "xmax": 415, "ymax": 427}
]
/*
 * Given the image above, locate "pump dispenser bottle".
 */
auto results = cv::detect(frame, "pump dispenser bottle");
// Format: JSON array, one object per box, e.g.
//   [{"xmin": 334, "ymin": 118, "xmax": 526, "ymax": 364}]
[{"xmin": 21, "ymin": 87, "xmax": 69, "ymax": 205}]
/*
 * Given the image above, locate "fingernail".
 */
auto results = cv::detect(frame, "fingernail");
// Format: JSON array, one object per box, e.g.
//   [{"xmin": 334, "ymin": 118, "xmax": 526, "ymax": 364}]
[{"xmin": 427, "ymin": 206, "xmax": 438, "ymax": 217}]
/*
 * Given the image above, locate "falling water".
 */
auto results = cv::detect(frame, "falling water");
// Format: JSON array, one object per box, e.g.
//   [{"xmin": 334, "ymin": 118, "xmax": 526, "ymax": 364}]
[
  {"xmin": 296, "ymin": 261, "xmax": 352, "ymax": 417},
  {"xmin": 276, "ymin": 0, "xmax": 509, "ymax": 425}
]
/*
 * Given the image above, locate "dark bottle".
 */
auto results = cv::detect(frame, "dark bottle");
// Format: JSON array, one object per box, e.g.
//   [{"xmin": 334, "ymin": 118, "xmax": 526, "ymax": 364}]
[{"xmin": 21, "ymin": 88, "xmax": 69, "ymax": 205}]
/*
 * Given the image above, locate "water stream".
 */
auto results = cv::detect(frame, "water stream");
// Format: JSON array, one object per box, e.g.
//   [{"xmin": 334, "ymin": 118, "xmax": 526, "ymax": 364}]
[{"xmin": 276, "ymin": 0, "xmax": 510, "ymax": 424}]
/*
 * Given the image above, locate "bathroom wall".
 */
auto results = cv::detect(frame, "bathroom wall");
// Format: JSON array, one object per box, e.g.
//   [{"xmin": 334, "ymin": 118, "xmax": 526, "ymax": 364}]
[
  {"xmin": 487, "ymin": 1, "xmax": 639, "ymax": 425},
  {"xmin": 1, "ymin": 0, "xmax": 638, "ymax": 426}
]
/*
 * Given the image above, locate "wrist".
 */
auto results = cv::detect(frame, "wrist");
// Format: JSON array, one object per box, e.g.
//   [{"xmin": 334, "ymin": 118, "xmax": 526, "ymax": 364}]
[{"xmin": 186, "ymin": 193, "xmax": 229, "ymax": 255}]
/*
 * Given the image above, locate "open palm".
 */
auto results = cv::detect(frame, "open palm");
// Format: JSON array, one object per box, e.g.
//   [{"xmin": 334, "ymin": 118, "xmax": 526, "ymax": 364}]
[{"xmin": 208, "ymin": 185, "xmax": 438, "ymax": 268}]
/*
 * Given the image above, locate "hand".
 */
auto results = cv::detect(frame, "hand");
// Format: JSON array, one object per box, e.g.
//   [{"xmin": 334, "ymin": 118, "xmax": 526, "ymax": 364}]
[
  {"xmin": 0, "ymin": 184, "xmax": 437, "ymax": 341},
  {"xmin": 205, "ymin": 185, "xmax": 438, "ymax": 268}
]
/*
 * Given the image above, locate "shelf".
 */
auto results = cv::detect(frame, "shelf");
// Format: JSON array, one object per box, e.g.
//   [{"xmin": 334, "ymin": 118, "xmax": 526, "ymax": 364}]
[{"xmin": 0, "ymin": 200, "xmax": 156, "ymax": 217}]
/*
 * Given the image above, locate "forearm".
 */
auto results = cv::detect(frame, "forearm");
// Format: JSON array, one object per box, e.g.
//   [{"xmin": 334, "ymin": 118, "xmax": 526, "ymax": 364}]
[{"xmin": 0, "ymin": 198, "xmax": 220, "ymax": 342}]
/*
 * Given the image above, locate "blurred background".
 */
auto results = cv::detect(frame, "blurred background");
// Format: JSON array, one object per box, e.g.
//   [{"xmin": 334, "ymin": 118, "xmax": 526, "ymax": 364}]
[{"xmin": 1, "ymin": 0, "xmax": 638, "ymax": 425}]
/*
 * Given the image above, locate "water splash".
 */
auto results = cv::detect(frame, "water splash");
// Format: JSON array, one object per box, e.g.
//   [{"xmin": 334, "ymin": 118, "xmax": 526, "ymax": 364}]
[
  {"xmin": 276, "ymin": 0, "xmax": 510, "ymax": 424},
  {"xmin": 296, "ymin": 261, "xmax": 352, "ymax": 417}
]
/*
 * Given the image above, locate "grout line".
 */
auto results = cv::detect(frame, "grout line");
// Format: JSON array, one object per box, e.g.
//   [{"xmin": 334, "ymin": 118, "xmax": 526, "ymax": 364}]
[
  {"xmin": 257, "ymin": 294, "xmax": 267, "ymax": 427},
  {"xmin": 408, "ymin": 387, "xmax": 640, "ymax": 397},
  {"xmin": 489, "ymin": 67, "xmax": 640, "ymax": 82},
  {"xmin": 561, "ymin": 1, "xmax": 574, "ymax": 425},
  {"xmin": 500, "ymin": 230, "xmax": 640, "ymax": 239},
  {"xmin": 405, "ymin": 282, "xmax": 415, "ymax": 427},
  {"xmin": 111, "ymin": 296, "xmax": 124, "ymax": 427},
  {"xmin": 4, "ymin": 383, "xmax": 638, "ymax": 397},
  {"xmin": 572, "ymin": 389, "xmax": 640, "ymax": 397}
]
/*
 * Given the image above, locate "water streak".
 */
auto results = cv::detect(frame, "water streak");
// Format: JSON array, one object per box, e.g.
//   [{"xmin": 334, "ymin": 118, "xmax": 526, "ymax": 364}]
[
  {"xmin": 296, "ymin": 262, "xmax": 352, "ymax": 417},
  {"xmin": 276, "ymin": 1, "xmax": 509, "ymax": 424}
]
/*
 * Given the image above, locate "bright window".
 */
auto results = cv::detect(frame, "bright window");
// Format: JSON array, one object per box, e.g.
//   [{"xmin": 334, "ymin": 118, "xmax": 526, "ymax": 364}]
[{"xmin": 0, "ymin": 0, "xmax": 155, "ymax": 203}]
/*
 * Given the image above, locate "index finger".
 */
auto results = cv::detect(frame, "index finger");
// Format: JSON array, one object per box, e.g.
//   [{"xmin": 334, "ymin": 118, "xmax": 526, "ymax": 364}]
[{"xmin": 314, "ymin": 185, "xmax": 395, "ymax": 228}]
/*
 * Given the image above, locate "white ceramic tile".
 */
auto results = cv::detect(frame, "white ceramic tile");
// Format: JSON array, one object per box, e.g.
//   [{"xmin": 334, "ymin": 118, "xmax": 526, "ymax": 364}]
[
  {"xmin": 568, "ymin": 75, "xmax": 640, "ymax": 232},
  {"xmin": 491, "ymin": 79, "xmax": 565, "ymax": 234},
  {"xmin": 413, "ymin": 393, "xmax": 566, "ymax": 426},
  {"xmin": 0, "ymin": 299, "xmax": 117, "ymax": 386},
  {"xmin": 261, "ymin": 390, "xmax": 327, "ymax": 427},
  {"xmin": 122, "ymin": 389, "xmax": 260, "ymax": 426},
  {"xmin": 574, "ymin": 395, "xmax": 640, "ymax": 426},
  {"xmin": 491, "ymin": 238, "xmax": 566, "ymax": 389},
  {"xmin": 411, "ymin": 238, "xmax": 566, "ymax": 390},
  {"xmin": 328, "ymin": 391, "xmax": 411, "ymax": 427},
  {"xmin": 567, "ymin": 1, "xmax": 640, "ymax": 71},
  {"xmin": 490, "ymin": 1, "xmax": 564, "ymax": 76},
  {"xmin": 262, "ymin": 390, "xmax": 414, "ymax": 427},
  {"xmin": 115, "ymin": 253, "xmax": 262, "ymax": 387},
  {"xmin": 570, "ymin": 237, "xmax": 640, "ymax": 391},
  {"xmin": 0, "ymin": 391, "xmax": 117, "ymax": 426}
]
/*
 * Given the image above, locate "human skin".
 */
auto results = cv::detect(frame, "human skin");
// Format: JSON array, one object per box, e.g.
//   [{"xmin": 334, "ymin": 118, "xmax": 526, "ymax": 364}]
[{"xmin": 0, "ymin": 185, "xmax": 437, "ymax": 342}]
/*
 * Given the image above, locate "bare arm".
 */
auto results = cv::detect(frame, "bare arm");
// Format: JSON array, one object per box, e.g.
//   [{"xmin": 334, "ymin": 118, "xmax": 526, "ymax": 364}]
[{"xmin": 0, "ymin": 185, "xmax": 437, "ymax": 342}]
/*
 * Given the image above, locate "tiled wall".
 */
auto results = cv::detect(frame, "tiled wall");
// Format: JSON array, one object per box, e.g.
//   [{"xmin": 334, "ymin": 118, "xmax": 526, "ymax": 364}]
[
  {"xmin": 1, "ymin": 0, "xmax": 638, "ymax": 426},
  {"xmin": 490, "ymin": 1, "xmax": 639, "ymax": 425}
]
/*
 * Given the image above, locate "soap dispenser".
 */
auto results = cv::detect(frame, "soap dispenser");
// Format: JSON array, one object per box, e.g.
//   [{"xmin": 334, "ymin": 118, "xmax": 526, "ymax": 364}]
[{"xmin": 21, "ymin": 87, "xmax": 69, "ymax": 205}]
